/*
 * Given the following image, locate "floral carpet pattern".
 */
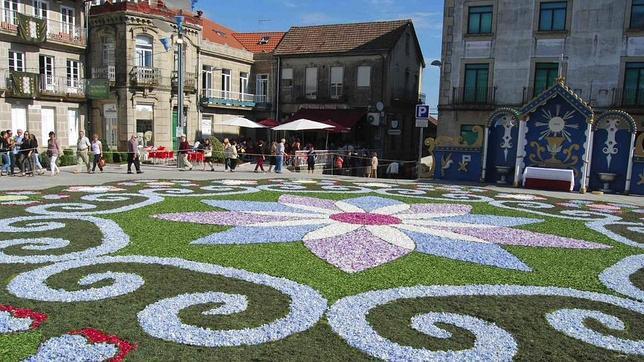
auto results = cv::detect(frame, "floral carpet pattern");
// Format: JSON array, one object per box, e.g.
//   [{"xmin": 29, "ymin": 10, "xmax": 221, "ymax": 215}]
[{"xmin": 0, "ymin": 178, "xmax": 642, "ymax": 360}]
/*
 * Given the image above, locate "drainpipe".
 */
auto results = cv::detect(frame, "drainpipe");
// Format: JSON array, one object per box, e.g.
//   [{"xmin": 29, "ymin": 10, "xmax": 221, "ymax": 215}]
[{"xmin": 275, "ymin": 56, "xmax": 280, "ymax": 123}]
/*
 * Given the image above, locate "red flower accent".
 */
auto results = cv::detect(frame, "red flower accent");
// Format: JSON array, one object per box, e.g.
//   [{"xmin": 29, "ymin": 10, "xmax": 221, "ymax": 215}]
[
  {"xmin": 0, "ymin": 304, "xmax": 48, "ymax": 330},
  {"xmin": 69, "ymin": 329, "xmax": 137, "ymax": 362}
]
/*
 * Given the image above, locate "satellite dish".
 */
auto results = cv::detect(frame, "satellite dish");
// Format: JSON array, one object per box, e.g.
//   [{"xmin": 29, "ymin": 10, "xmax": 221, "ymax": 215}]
[{"xmin": 376, "ymin": 101, "xmax": 385, "ymax": 112}]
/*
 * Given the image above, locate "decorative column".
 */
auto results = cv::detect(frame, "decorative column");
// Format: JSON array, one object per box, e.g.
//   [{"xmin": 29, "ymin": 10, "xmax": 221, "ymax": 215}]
[
  {"xmin": 580, "ymin": 121, "xmax": 593, "ymax": 193},
  {"xmin": 480, "ymin": 125, "xmax": 490, "ymax": 182},
  {"xmin": 624, "ymin": 132, "xmax": 637, "ymax": 194},
  {"xmin": 513, "ymin": 117, "xmax": 528, "ymax": 187}
]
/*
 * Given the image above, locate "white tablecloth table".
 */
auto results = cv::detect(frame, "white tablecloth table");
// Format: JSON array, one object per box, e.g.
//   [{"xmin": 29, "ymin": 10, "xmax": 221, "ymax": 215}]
[{"xmin": 523, "ymin": 167, "xmax": 575, "ymax": 191}]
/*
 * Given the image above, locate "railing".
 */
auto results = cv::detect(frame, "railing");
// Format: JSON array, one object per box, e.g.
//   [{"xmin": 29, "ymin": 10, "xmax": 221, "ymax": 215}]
[
  {"xmin": 130, "ymin": 67, "xmax": 160, "ymax": 87},
  {"xmin": 451, "ymin": 86, "xmax": 496, "ymax": 105},
  {"xmin": 92, "ymin": 66, "xmax": 116, "ymax": 82},
  {"xmin": 0, "ymin": 9, "xmax": 86, "ymax": 46},
  {"xmin": 39, "ymin": 75, "xmax": 85, "ymax": 97},
  {"xmin": 172, "ymin": 71, "xmax": 196, "ymax": 91},
  {"xmin": 255, "ymin": 94, "xmax": 270, "ymax": 104},
  {"xmin": 201, "ymin": 89, "xmax": 257, "ymax": 107}
]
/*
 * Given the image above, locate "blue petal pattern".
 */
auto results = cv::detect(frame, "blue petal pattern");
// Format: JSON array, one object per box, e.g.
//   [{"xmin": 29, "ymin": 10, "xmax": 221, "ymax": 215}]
[
  {"xmin": 432, "ymin": 215, "xmax": 542, "ymax": 228},
  {"xmin": 202, "ymin": 200, "xmax": 309, "ymax": 214},
  {"xmin": 402, "ymin": 230, "xmax": 532, "ymax": 271},
  {"xmin": 341, "ymin": 196, "xmax": 404, "ymax": 212},
  {"xmin": 192, "ymin": 225, "xmax": 324, "ymax": 245}
]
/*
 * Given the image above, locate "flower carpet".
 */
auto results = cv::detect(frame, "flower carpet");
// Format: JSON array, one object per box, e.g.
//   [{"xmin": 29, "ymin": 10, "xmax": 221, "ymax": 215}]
[{"xmin": 0, "ymin": 178, "xmax": 642, "ymax": 361}]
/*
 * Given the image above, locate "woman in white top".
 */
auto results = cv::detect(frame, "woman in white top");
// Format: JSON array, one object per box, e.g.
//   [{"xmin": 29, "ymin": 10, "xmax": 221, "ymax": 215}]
[{"xmin": 91, "ymin": 134, "xmax": 103, "ymax": 173}]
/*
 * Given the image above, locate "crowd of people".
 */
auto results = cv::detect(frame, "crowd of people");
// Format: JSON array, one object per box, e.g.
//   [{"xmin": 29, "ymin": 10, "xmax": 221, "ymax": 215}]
[{"xmin": 1, "ymin": 130, "xmax": 383, "ymax": 178}]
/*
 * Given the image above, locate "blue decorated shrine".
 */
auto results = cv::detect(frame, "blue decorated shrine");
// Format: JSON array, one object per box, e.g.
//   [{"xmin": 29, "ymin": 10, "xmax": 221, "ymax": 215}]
[{"xmin": 433, "ymin": 81, "xmax": 643, "ymax": 195}]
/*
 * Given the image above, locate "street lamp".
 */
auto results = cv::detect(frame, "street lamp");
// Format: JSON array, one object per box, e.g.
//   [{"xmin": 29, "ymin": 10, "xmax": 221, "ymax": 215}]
[
  {"xmin": 175, "ymin": 14, "xmax": 186, "ymax": 141},
  {"xmin": 417, "ymin": 59, "xmax": 442, "ymax": 179}
]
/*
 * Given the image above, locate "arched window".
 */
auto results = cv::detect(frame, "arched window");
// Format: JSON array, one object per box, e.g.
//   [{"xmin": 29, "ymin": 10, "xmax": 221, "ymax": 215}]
[{"xmin": 135, "ymin": 35, "xmax": 153, "ymax": 68}]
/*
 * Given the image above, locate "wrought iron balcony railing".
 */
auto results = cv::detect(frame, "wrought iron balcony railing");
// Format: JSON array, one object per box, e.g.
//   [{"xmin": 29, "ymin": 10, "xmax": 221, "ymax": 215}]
[
  {"xmin": 0, "ymin": 9, "xmax": 86, "ymax": 46},
  {"xmin": 92, "ymin": 66, "xmax": 116, "ymax": 82},
  {"xmin": 130, "ymin": 67, "xmax": 160, "ymax": 87},
  {"xmin": 201, "ymin": 89, "xmax": 257, "ymax": 108}
]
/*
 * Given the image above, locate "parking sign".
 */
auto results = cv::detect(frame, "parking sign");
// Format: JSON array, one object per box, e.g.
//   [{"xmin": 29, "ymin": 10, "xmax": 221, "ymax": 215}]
[{"xmin": 416, "ymin": 105, "xmax": 430, "ymax": 120}]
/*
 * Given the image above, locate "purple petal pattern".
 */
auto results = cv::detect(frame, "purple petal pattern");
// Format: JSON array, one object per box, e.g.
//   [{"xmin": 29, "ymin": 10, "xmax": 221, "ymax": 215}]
[
  {"xmin": 447, "ymin": 227, "xmax": 611, "ymax": 249},
  {"xmin": 304, "ymin": 228, "xmax": 411, "ymax": 273},
  {"xmin": 155, "ymin": 212, "xmax": 293, "ymax": 226}
]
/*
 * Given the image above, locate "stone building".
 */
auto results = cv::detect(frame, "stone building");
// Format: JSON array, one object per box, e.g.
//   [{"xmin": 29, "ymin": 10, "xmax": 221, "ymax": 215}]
[
  {"xmin": 88, "ymin": 0, "xmax": 202, "ymax": 151},
  {"xmin": 0, "ymin": 0, "xmax": 87, "ymax": 148},
  {"xmin": 273, "ymin": 20, "xmax": 426, "ymax": 160},
  {"xmin": 232, "ymin": 31, "xmax": 285, "ymax": 122},
  {"xmin": 438, "ymin": 0, "xmax": 644, "ymax": 142}
]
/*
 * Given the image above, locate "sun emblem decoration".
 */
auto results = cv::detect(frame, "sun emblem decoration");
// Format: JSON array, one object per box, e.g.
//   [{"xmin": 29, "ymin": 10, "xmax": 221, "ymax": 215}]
[{"xmin": 535, "ymin": 105, "xmax": 579, "ymax": 143}]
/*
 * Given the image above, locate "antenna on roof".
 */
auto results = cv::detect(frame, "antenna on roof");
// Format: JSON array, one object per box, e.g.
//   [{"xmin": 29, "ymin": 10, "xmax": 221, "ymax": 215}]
[{"xmin": 258, "ymin": 18, "xmax": 272, "ymax": 30}]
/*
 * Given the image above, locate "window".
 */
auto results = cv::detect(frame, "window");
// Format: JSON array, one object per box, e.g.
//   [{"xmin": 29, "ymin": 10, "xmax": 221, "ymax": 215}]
[
  {"xmin": 632, "ymin": 0, "xmax": 644, "ymax": 29},
  {"xmin": 357, "ymin": 65, "xmax": 371, "ymax": 87},
  {"xmin": 539, "ymin": 1, "xmax": 567, "ymax": 32},
  {"xmin": 8, "ymin": 51, "xmax": 24, "ymax": 72},
  {"xmin": 460, "ymin": 125, "xmax": 479, "ymax": 146},
  {"xmin": 281, "ymin": 68, "xmax": 293, "ymax": 88},
  {"xmin": 102, "ymin": 36, "xmax": 115, "ymax": 66},
  {"xmin": 32, "ymin": 0, "xmax": 48, "ymax": 20},
  {"xmin": 534, "ymin": 62, "xmax": 559, "ymax": 94},
  {"xmin": 39, "ymin": 55, "xmax": 55, "ymax": 89},
  {"xmin": 3, "ymin": 0, "xmax": 19, "ymax": 25},
  {"xmin": 240, "ymin": 72, "xmax": 249, "ymax": 93},
  {"xmin": 202, "ymin": 65, "xmax": 213, "ymax": 97},
  {"xmin": 305, "ymin": 67, "xmax": 317, "ymax": 99},
  {"xmin": 330, "ymin": 66, "xmax": 343, "ymax": 99},
  {"xmin": 66, "ymin": 59, "xmax": 80, "ymax": 89},
  {"xmin": 623, "ymin": 62, "xmax": 644, "ymax": 106},
  {"xmin": 463, "ymin": 64, "xmax": 489, "ymax": 103},
  {"xmin": 221, "ymin": 69, "xmax": 231, "ymax": 98},
  {"xmin": 258, "ymin": 36, "xmax": 270, "ymax": 45},
  {"xmin": 256, "ymin": 74, "xmax": 269, "ymax": 103},
  {"xmin": 61, "ymin": 6, "xmax": 75, "ymax": 35},
  {"xmin": 468, "ymin": 5, "xmax": 493, "ymax": 34},
  {"xmin": 135, "ymin": 35, "xmax": 153, "ymax": 68}
]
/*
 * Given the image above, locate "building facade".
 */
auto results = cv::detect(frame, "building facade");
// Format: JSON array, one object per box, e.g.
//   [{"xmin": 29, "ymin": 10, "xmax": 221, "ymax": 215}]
[
  {"xmin": 274, "ymin": 20, "xmax": 426, "ymax": 160},
  {"xmin": 435, "ymin": 0, "xmax": 644, "ymax": 194},
  {"xmin": 438, "ymin": 0, "xmax": 644, "ymax": 141},
  {"xmin": 0, "ymin": 0, "xmax": 87, "ymax": 148}
]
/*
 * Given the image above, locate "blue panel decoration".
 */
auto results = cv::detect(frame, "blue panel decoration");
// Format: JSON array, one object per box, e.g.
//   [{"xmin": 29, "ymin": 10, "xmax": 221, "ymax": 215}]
[
  {"xmin": 485, "ymin": 108, "xmax": 520, "ymax": 184},
  {"xmin": 520, "ymin": 83, "xmax": 593, "ymax": 191},
  {"xmin": 434, "ymin": 148, "xmax": 482, "ymax": 182},
  {"xmin": 589, "ymin": 111, "xmax": 638, "ymax": 194}
]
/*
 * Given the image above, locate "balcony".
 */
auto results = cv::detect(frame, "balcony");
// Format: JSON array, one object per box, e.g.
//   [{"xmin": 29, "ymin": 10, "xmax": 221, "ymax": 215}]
[
  {"xmin": 0, "ymin": 10, "xmax": 86, "ymax": 47},
  {"xmin": 451, "ymin": 86, "xmax": 496, "ymax": 106},
  {"xmin": 92, "ymin": 66, "xmax": 116, "ymax": 83},
  {"xmin": 201, "ymin": 89, "xmax": 257, "ymax": 108},
  {"xmin": 130, "ymin": 67, "xmax": 160, "ymax": 87},
  {"xmin": 172, "ymin": 71, "xmax": 196, "ymax": 93},
  {"xmin": 39, "ymin": 75, "xmax": 85, "ymax": 99}
]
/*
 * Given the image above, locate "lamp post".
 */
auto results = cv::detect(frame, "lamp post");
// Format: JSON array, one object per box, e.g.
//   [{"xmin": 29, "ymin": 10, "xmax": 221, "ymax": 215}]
[
  {"xmin": 176, "ymin": 14, "xmax": 186, "ymax": 140},
  {"xmin": 417, "ymin": 60, "xmax": 442, "ymax": 178}
]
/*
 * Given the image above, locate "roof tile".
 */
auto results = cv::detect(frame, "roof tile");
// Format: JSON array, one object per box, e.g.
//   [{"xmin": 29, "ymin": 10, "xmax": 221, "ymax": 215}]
[{"xmin": 232, "ymin": 32, "xmax": 286, "ymax": 53}]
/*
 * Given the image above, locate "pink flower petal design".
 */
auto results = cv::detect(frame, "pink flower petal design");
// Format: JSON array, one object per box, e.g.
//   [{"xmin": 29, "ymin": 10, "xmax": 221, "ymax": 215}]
[
  {"xmin": 304, "ymin": 228, "xmax": 411, "ymax": 273},
  {"xmin": 447, "ymin": 227, "xmax": 611, "ymax": 249},
  {"xmin": 155, "ymin": 212, "xmax": 295, "ymax": 226},
  {"xmin": 278, "ymin": 195, "xmax": 339, "ymax": 212}
]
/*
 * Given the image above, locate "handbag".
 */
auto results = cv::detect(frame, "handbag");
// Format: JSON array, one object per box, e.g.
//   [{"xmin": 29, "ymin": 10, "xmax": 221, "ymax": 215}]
[{"xmin": 98, "ymin": 157, "xmax": 106, "ymax": 168}]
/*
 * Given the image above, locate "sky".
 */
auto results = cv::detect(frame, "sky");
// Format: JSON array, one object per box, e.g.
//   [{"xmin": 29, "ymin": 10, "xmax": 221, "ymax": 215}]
[{"xmin": 198, "ymin": 0, "xmax": 443, "ymax": 109}]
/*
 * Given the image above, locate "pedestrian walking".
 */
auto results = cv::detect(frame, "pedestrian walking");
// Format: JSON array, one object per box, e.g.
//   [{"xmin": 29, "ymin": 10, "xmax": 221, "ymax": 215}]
[
  {"xmin": 91, "ymin": 135, "xmax": 104, "ymax": 173},
  {"xmin": 21, "ymin": 131, "xmax": 35, "ymax": 176},
  {"xmin": 178, "ymin": 135, "xmax": 193, "ymax": 171},
  {"xmin": 202, "ymin": 138, "xmax": 215, "ymax": 171},
  {"xmin": 0, "ymin": 131, "xmax": 10, "ymax": 176},
  {"xmin": 223, "ymin": 138, "xmax": 233, "ymax": 172},
  {"xmin": 370, "ymin": 152, "xmax": 379, "ymax": 178},
  {"xmin": 29, "ymin": 133, "xmax": 44, "ymax": 175},
  {"xmin": 254, "ymin": 140, "xmax": 266, "ymax": 173},
  {"xmin": 227, "ymin": 140, "xmax": 239, "ymax": 172},
  {"xmin": 275, "ymin": 138, "xmax": 285, "ymax": 173},
  {"xmin": 76, "ymin": 130, "xmax": 91, "ymax": 174},
  {"xmin": 12, "ymin": 129, "xmax": 24, "ymax": 176},
  {"xmin": 127, "ymin": 134, "xmax": 143, "ymax": 174},
  {"xmin": 307, "ymin": 144, "xmax": 317, "ymax": 174},
  {"xmin": 47, "ymin": 132, "xmax": 61, "ymax": 176},
  {"xmin": 268, "ymin": 141, "xmax": 277, "ymax": 173}
]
